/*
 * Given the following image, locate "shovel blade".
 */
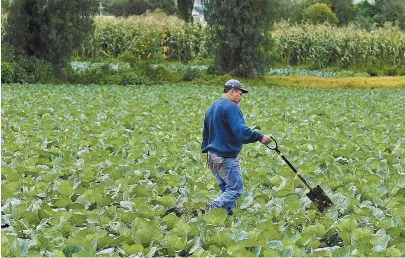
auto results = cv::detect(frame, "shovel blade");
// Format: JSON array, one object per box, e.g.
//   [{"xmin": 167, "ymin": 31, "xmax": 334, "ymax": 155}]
[{"xmin": 306, "ymin": 185, "xmax": 334, "ymax": 213}]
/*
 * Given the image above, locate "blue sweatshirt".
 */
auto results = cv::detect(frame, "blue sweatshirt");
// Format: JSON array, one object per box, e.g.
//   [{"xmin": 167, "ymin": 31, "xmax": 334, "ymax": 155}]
[{"xmin": 201, "ymin": 97, "xmax": 264, "ymax": 158}]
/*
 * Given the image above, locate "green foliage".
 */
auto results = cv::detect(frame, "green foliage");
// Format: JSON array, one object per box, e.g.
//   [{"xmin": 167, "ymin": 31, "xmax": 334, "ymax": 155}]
[
  {"xmin": 305, "ymin": 3, "xmax": 339, "ymax": 25},
  {"xmin": 182, "ymin": 68, "xmax": 202, "ymax": 81},
  {"xmin": 1, "ymin": 46, "xmax": 54, "ymax": 84},
  {"xmin": 1, "ymin": 0, "xmax": 9, "ymax": 13},
  {"xmin": 64, "ymin": 62, "xmax": 152, "ymax": 85},
  {"xmin": 164, "ymin": 25, "xmax": 212, "ymax": 62},
  {"xmin": 2, "ymin": 84, "xmax": 405, "ymax": 256},
  {"xmin": 127, "ymin": 27, "xmax": 165, "ymax": 60},
  {"xmin": 133, "ymin": 223, "xmax": 163, "ymax": 244},
  {"xmin": 292, "ymin": 0, "xmax": 354, "ymax": 25},
  {"xmin": 72, "ymin": 15, "xmax": 404, "ymax": 74},
  {"xmin": 3, "ymin": 0, "xmax": 97, "ymax": 71},
  {"xmin": 355, "ymin": 1, "xmax": 378, "ymax": 19},
  {"xmin": 268, "ymin": 67, "xmax": 336, "ymax": 77},
  {"xmin": 118, "ymin": 71, "xmax": 149, "ymax": 85},
  {"xmin": 274, "ymin": 21, "xmax": 405, "ymax": 69},
  {"xmin": 1, "ymin": 62, "xmax": 15, "ymax": 83},
  {"xmin": 353, "ymin": 1, "xmax": 377, "ymax": 30},
  {"xmin": 107, "ymin": 0, "xmax": 176, "ymax": 16},
  {"xmin": 274, "ymin": 0, "xmax": 294, "ymax": 22},
  {"xmin": 374, "ymin": 0, "xmax": 405, "ymax": 30},
  {"xmin": 329, "ymin": 0, "xmax": 355, "ymax": 25},
  {"xmin": 75, "ymin": 15, "xmax": 204, "ymax": 62},
  {"xmin": 203, "ymin": 0, "xmax": 277, "ymax": 77},
  {"xmin": 64, "ymin": 60, "xmax": 195, "ymax": 85}
]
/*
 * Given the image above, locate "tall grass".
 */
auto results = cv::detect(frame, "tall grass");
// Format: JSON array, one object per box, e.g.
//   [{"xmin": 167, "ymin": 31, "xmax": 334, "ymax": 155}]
[
  {"xmin": 273, "ymin": 21, "xmax": 405, "ymax": 69},
  {"xmin": 94, "ymin": 11, "xmax": 184, "ymax": 29},
  {"xmin": 76, "ymin": 13, "xmax": 405, "ymax": 71},
  {"xmin": 76, "ymin": 11, "xmax": 209, "ymax": 61},
  {"xmin": 77, "ymin": 11, "xmax": 183, "ymax": 58}
]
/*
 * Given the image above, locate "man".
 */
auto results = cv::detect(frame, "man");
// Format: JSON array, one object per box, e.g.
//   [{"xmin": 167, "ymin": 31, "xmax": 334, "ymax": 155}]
[{"xmin": 201, "ymin": 79, "xmax": 272, "ymax": 215}]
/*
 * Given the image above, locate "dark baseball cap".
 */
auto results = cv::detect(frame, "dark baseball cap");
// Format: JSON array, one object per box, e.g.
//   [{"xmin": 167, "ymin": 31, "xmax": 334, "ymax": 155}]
[{"xmin": 224, "ymin": 79, "xmax": 249, "ymax": 93}]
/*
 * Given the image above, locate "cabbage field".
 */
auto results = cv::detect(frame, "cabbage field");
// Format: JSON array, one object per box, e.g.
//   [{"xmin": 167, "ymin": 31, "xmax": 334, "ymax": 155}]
[{"xmin": 1, "ymin": 84, "xmax": 405, "ymax": 257}]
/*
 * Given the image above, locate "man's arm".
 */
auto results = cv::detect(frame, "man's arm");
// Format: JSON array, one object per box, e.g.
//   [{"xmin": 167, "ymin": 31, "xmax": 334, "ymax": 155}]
[
  {"xmin": 226, "ymin": 104, "xmax": 272, "ymax": 145},
  {"xmin": 226, "ymin": 105, "xmax": 264, "ymax": 144},
  {"xmin": 201, "ymin": 115, "xmax": 209, "ymax": 152}
]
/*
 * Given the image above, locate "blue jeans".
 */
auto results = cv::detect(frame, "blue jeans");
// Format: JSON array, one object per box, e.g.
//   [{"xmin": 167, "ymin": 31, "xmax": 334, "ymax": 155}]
[{"xmin": 207, "ymin": 152, "xmax": 243, "ymax": 214}]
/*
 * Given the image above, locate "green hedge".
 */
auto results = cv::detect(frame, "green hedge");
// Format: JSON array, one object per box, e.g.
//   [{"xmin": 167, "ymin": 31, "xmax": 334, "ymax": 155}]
[{"xmin": 1, "ymin": 55, "xmax": 53, "ymax": 84}]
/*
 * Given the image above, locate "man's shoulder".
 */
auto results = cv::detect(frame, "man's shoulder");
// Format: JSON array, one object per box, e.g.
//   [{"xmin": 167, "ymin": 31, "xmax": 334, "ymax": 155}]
[
  {"xmin": 216, "ymin": 98, "xmax": 238, "ymax": 108},
  {"xmin": 208, "ymin": 98, "xmax": 238, "ymax": 112},
  {"xmin": 209, "ymin": 98, "xmax": 226, "ymax": 109},
  {"xmin": 222, "ymin": 99, "xmax": 239, "ymax": 111}
]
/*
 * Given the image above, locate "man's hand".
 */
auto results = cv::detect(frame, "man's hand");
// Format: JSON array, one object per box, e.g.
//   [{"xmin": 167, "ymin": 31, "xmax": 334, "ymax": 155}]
[{"xmin": 261, "ymin": 135, "xmax": 272, "ymax": 145}]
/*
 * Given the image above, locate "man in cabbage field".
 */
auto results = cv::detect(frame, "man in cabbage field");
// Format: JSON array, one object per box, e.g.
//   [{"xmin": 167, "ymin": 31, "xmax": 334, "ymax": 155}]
[{"xmin": 201, "ymin": 79, "xmax": 272, "ymax": 215}]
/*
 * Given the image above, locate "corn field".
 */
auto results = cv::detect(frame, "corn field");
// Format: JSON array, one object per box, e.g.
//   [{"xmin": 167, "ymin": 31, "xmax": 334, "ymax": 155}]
[
  {"xmin": 76, "ymin": 15, "xmax": 405, "ymax": 69},
  {"xmin": 274, "ymin": 21, "xmax": 405, "ymax": 69},
  {"xmin": 76, "ymin": 15, "xmax": 211, "ymax": 62}
]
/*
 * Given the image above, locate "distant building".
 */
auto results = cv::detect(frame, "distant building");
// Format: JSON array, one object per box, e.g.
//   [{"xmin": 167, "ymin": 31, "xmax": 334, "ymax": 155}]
[
  {"xmin": 192, "ymin": 0, "xmax": 206, "ymax": 26},
  {"xmin": 172, "ymin": 0, "xmax": 205, "ymax": 25},
  {"xmin": 193, "ymin": 0, "xmax": 204, "ymax": 14}
]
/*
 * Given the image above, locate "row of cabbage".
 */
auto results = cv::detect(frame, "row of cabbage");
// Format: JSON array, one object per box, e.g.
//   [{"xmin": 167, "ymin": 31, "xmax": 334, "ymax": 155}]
[{"xmin": 2, "ymin": 84, "xmax": 405, "ymax": 257}]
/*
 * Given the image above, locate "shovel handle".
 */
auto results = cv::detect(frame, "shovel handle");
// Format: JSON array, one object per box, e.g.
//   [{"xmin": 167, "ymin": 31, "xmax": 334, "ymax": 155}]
[
  {"xmin": 265, "ymin": 136, "xmax": 278, "ymax": 150},
  {"xmin": 266, "ymin": 137, "xmax": 313, "ymax": 191}
]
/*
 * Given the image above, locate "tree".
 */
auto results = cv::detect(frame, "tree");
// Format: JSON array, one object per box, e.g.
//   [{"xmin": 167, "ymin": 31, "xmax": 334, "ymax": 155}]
[
  {"xmin": 177, "ymin": 0, "xmax": 194, "ymax": 23},
  {"xmin": 203, "ymin": 0, "xmax": 278, "ymax": 77},
  {"xmin": 4, "ymin": 0, "xmax": 98, "ymax": 71},
  {"xmin": 275, "ymin": 0, "xmax": 302, "ymax": 22},
  {"xmin": 353, "ymin": 1, "xmax": 377, "ymax": 30},
  {"xmin": 374, "ymin": 0, "xmax": 405, "ymax": 30},
  {"xmin": 305, "ymin": 3, "xmax": 339, "ymax": 25},
  {"xmin": 292, "ymin": 0, "xmax": 330, "ymax": 23},
  {"xmin": 329, "ymin": 0, "xmax": 355, "ymax": 25},
  {"xmin": 355, "ymin": 1, "xmax": 377, "ymax": 19},
  {"xmin": 297, "ymin": 0, "xmax": 353, "ymax": 25},
  {"xmin": 1, "ymin": 0, "xmax": 9, "ymax": 14}
]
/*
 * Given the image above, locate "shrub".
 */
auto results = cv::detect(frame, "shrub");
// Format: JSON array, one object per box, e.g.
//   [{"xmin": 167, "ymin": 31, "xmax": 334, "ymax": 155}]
[
  {"xmin": 366, "ymin": 67, "xmax": 380, "ymax": 77},
  {"xmin": 399, "ymin": 67, "xmax": 405, "ymax": 76},
  {"xmin": 118, "ymin": 52, "xmax": 140, "ymax": 66},
  {"xmin": 382, "ymin": 66, "xmax": 404, "ymax": 76},
  {"xmin": 119, "ymin": 71, "xmax": 149, "ymax": 85},
  {"xmin": 305, "ymin": 3, "xmax": 339, "ymax": 25},
  {"xmin": 1, "ymin": 49, "xmax": 54, "ymax": 84},
  {"xmin": 182, "ymin": 68, "xmax": 201, "ymax": 81},
  {"xmin": 1, "ymin": 62, "xmax": 15, "ymax": 83},
  {"xmin": 383, "ymin": 67, "xmax": 397, "ymax": 76}
]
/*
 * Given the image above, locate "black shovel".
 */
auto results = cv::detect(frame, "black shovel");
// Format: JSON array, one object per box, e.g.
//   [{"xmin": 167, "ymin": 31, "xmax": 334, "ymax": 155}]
[{"xmin": 265, "ymin": 136, "xmax": 333, "ymax": 212}]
